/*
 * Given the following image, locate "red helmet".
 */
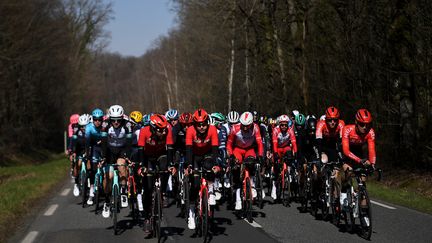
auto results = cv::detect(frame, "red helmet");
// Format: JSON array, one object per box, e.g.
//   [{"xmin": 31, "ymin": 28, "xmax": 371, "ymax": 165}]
[
  {"xmin": 325, "ymin": 106, "xmax": 340, "ymax": 119},
  {"xmin": 179, "ymin": 112, "xmax": 193, "ymax": 125},
  {"xmin": 193, "ymin": 109, "xmax": 208, "ymax": 123},
  {"xmin": 70, "ymin": 114, "xmax": 80, "ymax": 124},
  {"xmin": 355, "ymin": 109, "xmax": 372, "ymax": 123},
  {"xmin": 150, "ymin": 114, "xmax": 168, "ymax": 129}
]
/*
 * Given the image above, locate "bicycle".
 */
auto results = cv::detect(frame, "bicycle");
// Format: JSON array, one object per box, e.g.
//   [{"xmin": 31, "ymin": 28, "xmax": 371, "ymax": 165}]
[
  {"xmin": 319, "ymin": 160, "xmax": 340, "ymax": 222},
  {"xmin": 253, "ymin": 161, "xmax": 264, "ymax": 209},
  {"xmin": 240, "ymin": 156, "xmax": 258, "ymax": 223},
  {"xmin": 79, "ymin": 156, "xmax": 89, "ymax": 208},
  {"xmin": 276, "ymin": 153, "xmax": 297, "ymax": 207},
  {"xmin": 193, "ymin": 168, "xmax": 214, "ymax": 242},
  {"xmin": 342, "ymin": 165, "xmax": 382, "ymax": 240},
  {"xmin": 300, "ymin": 160, "xmax": 320, "ymax": 214},
  {"xmin": 145, "ymin": 165, "xmax": 164, "ymax": 242},
  {"xmin": 126, "ymin": 160, "xmax": 139, "ymax": 222},
  {"xmin": 110, "ymin": 163, "xmax": 121, "ymax": 235},
  {"xmin": 93, "ymin": 164, "xmax": 104, "ymax": 215}
]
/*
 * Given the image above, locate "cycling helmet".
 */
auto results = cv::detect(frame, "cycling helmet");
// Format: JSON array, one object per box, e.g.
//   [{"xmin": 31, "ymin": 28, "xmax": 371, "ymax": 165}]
[
  {"xmin": 108, "ymin": 105, "xmax": 124, "ymax": 119},
  {"xmin": 291, "ymin": 110, "xmax": 299, "ymax": 118},
  {"xmin": 355, "ymin": 109, "xmax": 372, "ymax": 123},
  {"xmin": 306, "ymin": 116, "xmax": 317, "ymax": 131},
  {"xmin": 211, "ymin": 112, "xmax": 226, "ymax": 123},
  {"xmin": 193, "ymin": 109, "xmax": 209, "ymax": 123},
  {"xmin": 320, "ymin": 115, "xmax": 326, "ymax": 121},
  {"xmin": 259, "ymin": 116, "xmax": 268, "ymax": 124},
  {"xmin": 83, "ymin": 113, "xmax": 92, "ymax": 123},
  {"xmin": 70, "ymin": 114, "xmax": 80, "ymax": 124},
  {"xmin": 239, "ymin": 112, "xmax": 254, "ymax": 126},
  {"xmin": 142, "ymin": 114, "xmax": 151, "ymax": 126},
  {"xmin": 166, "ymin": 109, "xmax": 179, "ymax": 120},
  {"xmin": 78, "ymin": 114, "xmax": 90, "ymax": 126},
  {"xmin": 209, "ymin": 116, "xmax": 216, "ymax": 126},
  {"xmin": 150, "ymin": 114, "xmax": 168, "ymax": 129},
  {"xmin": 91, "ymin": 108, "xmax": 104, "ymax": 119},
  {"xmin": 295, "ymin": 113, "xmax": 306, "ymax": 126},
  {"xmin": 325, "ymin": 106, "xmax": 340, "ymax": 119},
  {"xmin": 227, "ymin": 111, "xmax": 240, "ymax": 124},
  {"xmin": 179, "ymin": 112, "xmax": 193, "ymax": 125},
  {"xmin": 279, "ymin": 114, "xmax": 290, "ymax": 123},
  {"xmin": 130, "ymin": 111, "xmax": 143, "ymax": 123},
  {"xmin": 269, "ymin": 118, "xmax": 277, "ymax": 126}
]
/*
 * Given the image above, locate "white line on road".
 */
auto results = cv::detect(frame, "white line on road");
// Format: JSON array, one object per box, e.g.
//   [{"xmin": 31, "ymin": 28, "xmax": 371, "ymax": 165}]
[
  {"xmin": 61, "ymin": 188, "xmax": 71, "ymax": 196},
  {"xmin": 21, "ymin": 231, "xmax": 38, "ymax": 243},
  {"xmin": 371, "ymin": 200, "xmax": 396, "ymax": 210},
  {"xmin": 244, "ymin": 218, "xmax": 262, "ymax": 228},
  {"xmin": 44, "ymin": 204, "xmax": 59, "ymax": 216}
]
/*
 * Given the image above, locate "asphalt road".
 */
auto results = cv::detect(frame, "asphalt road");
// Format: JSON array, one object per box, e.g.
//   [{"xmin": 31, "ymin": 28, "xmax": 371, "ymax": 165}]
[{"xmin": 9, "ymin": 178, "xmax": 432, "ymax": 243}]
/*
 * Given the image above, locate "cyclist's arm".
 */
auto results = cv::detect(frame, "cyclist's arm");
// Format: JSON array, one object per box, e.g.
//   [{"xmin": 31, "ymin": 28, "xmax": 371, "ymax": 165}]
[
  {"xmin": 185, "ymin": 127, "xmax": 193, "ymax": 167},
  {"xmin": 226, "ymin": 129, "xmax": 235, "ymax": 157},
  {"xmin": 254, "ymin": 124, "xmax": 264, "ymax": 157},
  {"xmin": 342, "ymin": 127, "xmax": 361, "ymax": 164},
  {"xmin": 210, "ymin": 126, "xmax": 220, "ymax": 162},
  {"xmin": 272, "ymin": 128, "xmax": 279, "ymax": 154},
  {"xmin": 289, "ymin": 127, "xmax": 297, "ymax": 154},
  {"xmin": 368, "ymin": 129, "xmax": 376, "ymax": 164}
]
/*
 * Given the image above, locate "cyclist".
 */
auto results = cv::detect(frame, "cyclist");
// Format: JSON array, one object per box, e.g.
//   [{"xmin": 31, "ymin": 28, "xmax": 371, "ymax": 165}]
[
  {"xmin": 142, "ymin": 113, "xmax": 152, "ymax": 127},
  {"xmin": 316, "ymin": 106, "xmax": 345, "ymax": 207},
  {"xmin": 210, "ymin": 112, "xmax": 228, "ymax": 200},
  {"xmin": 100, "ymin": 105, "xmax": 133, "ymax": 218},
  {"xmin": 129, "ymin": 111, "xmax": 144, "ymax": 211},
  {"xmin": 166, "ymin": 109, "xmax": 180, "ymax": 128},
  {"xmin": 85, "ymin": 108, "xmax": 106, "ymax": 206},
  {"xmin": 227, "ymin": 111, "xmax": 264, "ymax": 210},
  {"xmin": 184, "ymin": 109, "xmax": 220, "ymax": 230},
  {"xmin": 341, "ymin": 109, "xmax": 376, "ymax": 210},
  {"xmin": 224, "ymin": 110, "xmax": 240, "ymax": 136},
  {"xmin": 271, "ymin": 114, "xmax": 297, "ymax": 200},
  {"xmin": 71, "ymin": 114, "xmax": 90, "ymax": 197},
  {"xmin": 137, "ymin": 114, "xmax": 174, "ymax": 233}
]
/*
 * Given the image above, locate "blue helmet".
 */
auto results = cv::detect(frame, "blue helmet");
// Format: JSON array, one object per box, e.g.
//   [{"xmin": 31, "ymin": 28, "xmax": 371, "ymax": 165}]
[
  {"xmin": 142, "ymin": 114, "xmax": 151, "ymax": 126},
  {"xmin": 166, "ymin": 109, "xmax": 179, "ymax": 120},
  {"xmin": 91, "ymin": 108, "xmax": 104, "ymax": 119}
]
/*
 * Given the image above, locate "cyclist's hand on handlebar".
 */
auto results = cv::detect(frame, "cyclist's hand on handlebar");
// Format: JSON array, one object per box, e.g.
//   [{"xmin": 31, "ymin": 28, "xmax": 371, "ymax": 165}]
[
  {"xmin": 184, "ymin": 165, "xmax": 192, "ymax": 176},
  {"xmin": 266, "ymin": 151, "xmax": 272, "ymax": 159},
  {"xmin": 212, "ymin": 165, "xmax": 221, "ymax": 173}
]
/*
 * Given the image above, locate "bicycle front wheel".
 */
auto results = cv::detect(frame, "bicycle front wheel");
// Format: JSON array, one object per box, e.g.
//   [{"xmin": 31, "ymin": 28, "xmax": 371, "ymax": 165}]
[
  {"xmin": 359, "ymin": 188, "xmax": 372, "ymax": 240},
  {"xmin": 80, "ymin": 170, "xmax": 87, "ymax": 208},
  {"xmin": 113, "ymin": 184, "xmax": 119, "ymax": 235},
  {"xmin": 282, "ymin": 170, "xmax": 291, "ymax": 207},
  {"xmin": 201, "ymin": 188, "xmax": 209, "ymax": 242},
  {"xmin": 153, "ymin": 187, "xmax": 162, "ymax": 241},
  {"xmin": 244, "ymin": 178, "xmax": 253, "ymax": 223}
]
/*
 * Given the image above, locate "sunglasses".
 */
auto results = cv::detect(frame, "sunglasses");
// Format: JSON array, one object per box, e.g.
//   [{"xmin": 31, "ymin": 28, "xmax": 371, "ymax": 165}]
[
  {"xmin": 93, "ymin": 118, "xmax": 102, "ymax": 122},
  {"xmin": 196, "ymin": 123, "xmax": 208, "ymax": 128},
  {"xmin": 357, "ymin": 122, "xmax": 370, "ymax": 128},
  {"xmin": 111, "ymin": 119, "xmax": 121, "ymax": 123},
  {"xmin": 280, "ymin": 123, "xmax": 288, "ymax": 127},
  {"xmin": 155, "ymin": 128, "xmax": 167, "ymax": 133},
  {"xmin": 326, "ymin": 119, "xmax": 338, "ymax": 123}
]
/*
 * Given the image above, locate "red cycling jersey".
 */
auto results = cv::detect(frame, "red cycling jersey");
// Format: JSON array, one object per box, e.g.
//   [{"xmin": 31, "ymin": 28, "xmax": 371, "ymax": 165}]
[
  {"xmin": 272, "ymin": 125, "xmax": 297, "ymax": 154},
  {"xmin": 227, "ymin": 123, "xmax": 264, "ymax": 157},
  {"xmin": 342, "ymin": 124, "xmax": 376, "ymax": 164},
  {"xmin": 185, "ymin": 125, "xmax": 219, "ymax": 155},
  {"xmin": 315, "ymin": 119, "xmax": 345, "ymax": 140},
  {"xmin": 137, "ymin": 126, "xmax": 174, "ymax": 157}
]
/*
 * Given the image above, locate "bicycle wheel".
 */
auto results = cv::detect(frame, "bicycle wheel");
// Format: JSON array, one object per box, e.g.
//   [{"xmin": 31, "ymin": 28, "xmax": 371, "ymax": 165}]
[
  {"xmin": 153, "ymin": 187, "xmax": 162, "ymax": 241},
  {"xmin": 321, "ymin": 174, "xmax": 332, "ymax": 220},
  {"xmin": 282, "ymin": 170, "xmax": 291, "ymax": 207},
  {"xmin": 182, "ymin": 175, "xmax": 190, "ymax": 222},
  {"xmin": 255, "ymin": 168, "xmax": 264, "ymax": 209},
  {"xmin": 80, "ymin": 170, "xmax": 87, "ymax": 208},
  {"xmin": 94, "ymin": 174, "xmax": 100, "ymax": 214},
  {"xmin": 331, "ymin": 179, "xmax": 341, "ymax": 225},
  {"xmin": 344, "ymin": 190, "xmax": 355, "ymax": 232},
  {"xmin": 244, "ymin": 178, "xmax": 253, "ymax": 223},
  {"xmin": 128, "ymin": 177, "xmax": 137, "ymax": 222},
  {"xmin": 359, "ymin": 188, "xmax": 372, "ymax": 240},
  {"xmin": 113, "ymin": 184, "xmax": 119, "ymax": 235},
  {"xmin": 201, "ymin": 187, "xmax": 209, "ymax": 242}
]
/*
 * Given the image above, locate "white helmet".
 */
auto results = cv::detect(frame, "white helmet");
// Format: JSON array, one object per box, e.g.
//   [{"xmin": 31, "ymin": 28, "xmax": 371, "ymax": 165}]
[
  {"xmin": 209, "ymin": 116, "xmax": 216, "ymax": 126},
  {"xmin": 279, "ymin": 114, "xmax": 290, "ymax": 123},
  {"xmin": 108, "ymin": 105, "xmax": 124, "ymax": 119},
  {"xmin": 239, "ymin": 112, "xmax": 254, "ymax": 126},
  {"xmin": 227, "ymin": 111, "xmax": 240, "ymax": 124},
  {"xmin": 320, "ymin": 115, "xmax": 326, "ymax": 121},
  {"xmin": 78, "ymin": 114, "xmax": 90, "ymax": 126},
  {"xmin": 291, "ymin": 110, "xmax": 299, "ymax": 118}
]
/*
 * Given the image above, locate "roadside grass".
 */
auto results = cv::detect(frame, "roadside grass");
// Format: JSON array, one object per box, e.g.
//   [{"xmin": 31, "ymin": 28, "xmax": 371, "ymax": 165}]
[
  {"xmin": 0, "ymin": 156, "xmax": 68, "ymax": 242},
  {"xmin": 368, "ymin": 178, "xmax": 432, "ymax": 214}
]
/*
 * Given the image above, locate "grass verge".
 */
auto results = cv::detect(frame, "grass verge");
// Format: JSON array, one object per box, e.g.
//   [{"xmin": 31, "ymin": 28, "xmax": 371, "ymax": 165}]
[
  {"xmin": 0, "ymin": 155, "xmax": 68, "ymax": 242},
  {"xmin": 368, "ymin": 180, "xmax": 432, "ymax": 214}
]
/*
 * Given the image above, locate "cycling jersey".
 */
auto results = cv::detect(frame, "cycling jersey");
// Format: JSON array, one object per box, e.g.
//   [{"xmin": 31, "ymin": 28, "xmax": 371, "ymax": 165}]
[
  {"xmin": 316, "ymin": 120, "xmax": 345, "ymax": 140},
  {"xmin": 71, "ymin": 128, "xmax": 86, "ymax": 155},
  {"xmin": 138, "ymin": 126, "xmax": 174, "ymax": 157},
  {"xmin": 185, "ymin": 125, "xmax": 219, "ymax": 156},
  {"xmin": 227, "ymin": 123, "xmax": 264, "ymax": 162},
  {"xmin": 342, "ymin": 124, "xmax": 376, "ymax": 164},
  {"xmin": 105, "ymin": 122, "xmax": 133, "ymax": 148},
  {"xmin": 272, "ymin": 125, "xmax": 297, "ymax": 154}
]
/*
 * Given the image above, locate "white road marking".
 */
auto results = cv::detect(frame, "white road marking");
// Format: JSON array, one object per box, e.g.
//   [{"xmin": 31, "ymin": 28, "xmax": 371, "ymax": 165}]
[
  {"xmin": 371, "ymin": 200, "xmax": 396, "ymax": 210},
  {"xmin": 21, "ymin": 231, "xmax": 38, "ymax": 243},
  {"xmin": 61, "ymin": 188, "xmax": 71, "ymax": 196},
  {"xmin": 44, "ymin": 204, "xmax": 59, "ymax": 216},
  {"xmin": 244, "ymin": 218, "xmax": 262, "ymax": 228}
]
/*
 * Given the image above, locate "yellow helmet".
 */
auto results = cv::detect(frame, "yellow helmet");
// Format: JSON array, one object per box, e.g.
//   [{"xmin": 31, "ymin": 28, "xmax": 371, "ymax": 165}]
[{"xmin": 129, "ymin": 111, "xmax": 143, "ymax": 123}]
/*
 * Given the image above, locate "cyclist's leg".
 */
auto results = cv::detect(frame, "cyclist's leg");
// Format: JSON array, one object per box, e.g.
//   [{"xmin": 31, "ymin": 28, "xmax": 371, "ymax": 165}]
[
  {"xmin": 143, "ymin": 156, "xmax": 156, "ymax": 218},
  {"xmin": 202, "ymin": 156, "xmax": 217, "ymax": 205},
  {"xmin": 157, "ymin": 155, "xmax": 170, "ymax": 207},
  {"xmin": 232, "ymin": 148, "xmax": 245, "ymax": 208}
]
